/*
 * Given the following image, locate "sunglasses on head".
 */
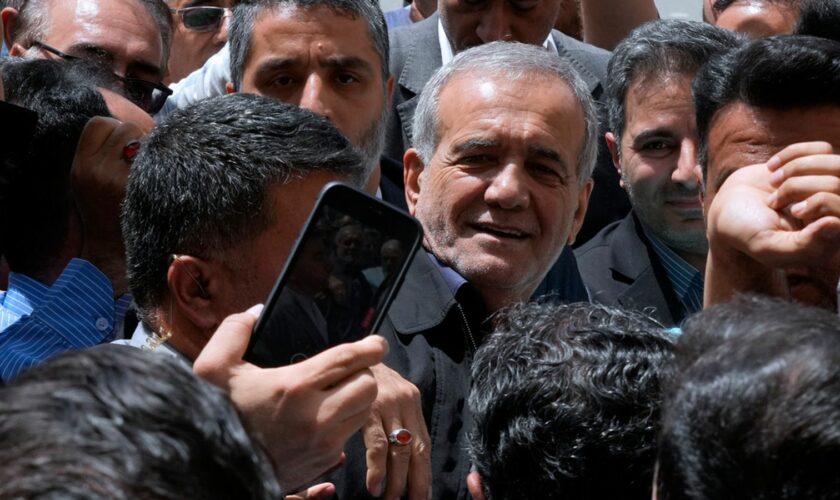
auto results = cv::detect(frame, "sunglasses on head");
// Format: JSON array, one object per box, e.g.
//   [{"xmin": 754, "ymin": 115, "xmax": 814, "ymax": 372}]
[
  {"xmin": 30, "ymin": 41, "xmax": 173, "ymax": 114},
  {"xmin": 171, "ymin": 6, "xmax": 231, "ymax": 32}
]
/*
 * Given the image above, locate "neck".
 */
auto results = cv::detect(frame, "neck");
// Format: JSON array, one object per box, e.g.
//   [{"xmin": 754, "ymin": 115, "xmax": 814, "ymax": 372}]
[
  {"xmin": 477, "ymin": 287, "xmax": 533, "ymax": 316},
  {"xmin": 156, "ymin": 310, "xmax": 212, "ymax": 362},
  {"xmin": 365, "ymin": 164, "xmax": 382, "ymax": 195}
]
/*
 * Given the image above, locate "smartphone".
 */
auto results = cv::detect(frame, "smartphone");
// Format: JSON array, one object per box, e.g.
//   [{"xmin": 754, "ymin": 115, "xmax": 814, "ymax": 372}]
[{"xmin": 244, "ymin": 182, "xmax": 423, "ymax": 367}]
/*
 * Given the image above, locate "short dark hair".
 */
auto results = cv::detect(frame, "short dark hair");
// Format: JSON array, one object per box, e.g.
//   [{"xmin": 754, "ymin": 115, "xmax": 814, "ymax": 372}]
[
  {"xmin": 0, "ymin": 58, "xmax": 111, "ymax": 278},
  {"xmin": 122, "ymin": 93, "xmax": 364, "ymax": 319},
  {"xmin": 228, "ymin": 0, "xmax": 389, "ymax": 91},
  {"xmin": 795, "ymin": 0, "xmax": 840, "ymax": 41},
  {"xmin": 606, "ymin": 19, "xmax": 741, "ymax": 152},
  {"xmin": 468, "ymin": 302, "xmax": 676, "ymax": 500},
  {"xmin": 657, "ymin": 295, "xmax": 840, "ymax": 500},
  {"xmin": 0, "ymin": 344, "xmax": 281, "ymax": 499},
  {"xmin": 693, "ymin": 35, "xmax": 840, "ymax": 180},
  {"xmin": 13, "ymin": 0, "xmax": 173, "ymax": 69}
]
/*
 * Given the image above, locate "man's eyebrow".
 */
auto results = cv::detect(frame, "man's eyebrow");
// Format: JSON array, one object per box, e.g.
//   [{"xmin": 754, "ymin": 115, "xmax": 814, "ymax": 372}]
[
  {"xmin": 451, "ymin": 138, "xmax": 500, "ymax": 155},
  {"xmin": 322, "ymin": 55, "xmax": 374, "ymax": 75},
  {"xmin": 254, "ymin": 57, "xmax": 300, "ymax": 74},
  {"xmin": 67, "ymin": 42, "xmax": 163, "ymax": 78},
  {"xmin": 630, "ymin": 128, "xmax": 676, "ymax": 146},
  {"xmin": 527, "ymin": 144, "xmax": 564, "ymax": 165}
]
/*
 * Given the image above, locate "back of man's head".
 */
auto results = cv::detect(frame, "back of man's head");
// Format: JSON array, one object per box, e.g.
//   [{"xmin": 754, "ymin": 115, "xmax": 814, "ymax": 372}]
[
  {"xmin": 0, "ymin": 344, "xmax": 281, "ymax": 499},
  {"xmin": 123, "ymin": 93, "xmax": 364, "ymax": 321},
  {"xmin": 468, "ymin": 302, "xmax": 676, "ymax": 500},
  {"xmin": 228, "ymin": 0, "xmax": 389, "ymax": 91},
  {"xmin": 693, "ymin": 35, "xmax": 840, "ymax": 180},
  {"xmin": 795, "ymin": 0, "xmax": 840, "ymax": 41},
  {"xmin": 607, "ymin": 19, "xmax": 741, "ymax": 150},
  {"xmin": 710, "ymin": 0, "xmax": 802, "ymax": 35},
  {"xmin": 0, "ymin": 58, "xmax": 110, "ymax": 280},
  {"xmin": 657, "ymin": 295, "xmax": 840, "ymax": 500}
]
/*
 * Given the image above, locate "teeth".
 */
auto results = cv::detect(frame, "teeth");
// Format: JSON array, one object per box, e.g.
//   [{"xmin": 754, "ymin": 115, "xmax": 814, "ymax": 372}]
[{"xmin": 477, "ymin": 224, "xmax": 526, "ymax": 238}]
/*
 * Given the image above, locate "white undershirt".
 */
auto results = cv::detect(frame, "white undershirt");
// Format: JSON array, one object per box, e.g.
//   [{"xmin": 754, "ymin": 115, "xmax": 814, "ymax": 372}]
[{"xmin": 437, "ymin": 19, "xmax": 558, "ymax": 65}]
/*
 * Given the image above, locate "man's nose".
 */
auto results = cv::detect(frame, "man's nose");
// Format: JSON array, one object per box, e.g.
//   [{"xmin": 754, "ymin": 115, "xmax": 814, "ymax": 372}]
[
  {"xmin": 485, "ymin": 162, "xmax": 529, "ymax": 209},
  {"xmin": 672, "ymin": 139, "xmax": 700, "ymax": 189},
  {"xmin": 299, "ymin": 74, "xmax": 332, "ymax": 120},
  {"xmin": 477, "ymin": 4, "xmax": 514, "ymax": 43}
]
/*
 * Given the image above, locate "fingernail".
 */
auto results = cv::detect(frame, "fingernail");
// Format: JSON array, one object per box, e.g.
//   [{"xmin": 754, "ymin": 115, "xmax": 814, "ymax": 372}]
[
  {"xmin": 791, "ymin": 201, "xmax": 807, "ymax": 215},
  {"xmin": 769, "ymin": 168, "xmax": 784, "ymax": 186},
  {"xmin": 766, "ymin": 155, "xmax": 781, "ymax": 171},
  {"xmin": 766, "ymin": 191, "xmax": 778, "ymax": 207},
  {"xmin": 246, "ymin": 304, "xmax": 264, "ymax": 318}
]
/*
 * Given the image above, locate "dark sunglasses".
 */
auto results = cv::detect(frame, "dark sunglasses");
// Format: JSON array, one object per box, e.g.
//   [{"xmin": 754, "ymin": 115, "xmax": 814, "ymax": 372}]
[
  {"xmin": 171, "ymin": 6, "xmax": 231, "ymax": 32},
  {"xmin": 30, "ymin": 41, "xmax": 173, "ymax": 114}
]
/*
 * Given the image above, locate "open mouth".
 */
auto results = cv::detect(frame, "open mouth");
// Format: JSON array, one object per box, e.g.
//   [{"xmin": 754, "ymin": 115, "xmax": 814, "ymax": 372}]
[{"xmin": 470, "ymin": 223, "xmax": 530, "ymax": 240}]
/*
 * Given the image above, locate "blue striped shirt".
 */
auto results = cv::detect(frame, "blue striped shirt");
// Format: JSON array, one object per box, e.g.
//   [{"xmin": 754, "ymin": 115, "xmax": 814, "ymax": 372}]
[
  {"xmin": 0, "ymin": 258, "xmax": 132, "ymax": 381},
  {"xmin": 642, "ymin": 225, "xmax": 704, "ymax": 319}
]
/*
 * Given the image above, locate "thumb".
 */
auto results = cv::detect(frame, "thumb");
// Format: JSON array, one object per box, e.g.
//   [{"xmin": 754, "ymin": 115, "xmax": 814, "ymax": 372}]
[{"xmin": 193, "ymin": 304, "xmax": 263, "ymax": 386}]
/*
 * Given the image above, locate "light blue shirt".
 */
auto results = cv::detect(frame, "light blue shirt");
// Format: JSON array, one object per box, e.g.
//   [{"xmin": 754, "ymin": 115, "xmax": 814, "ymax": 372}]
[{"xmin": 0, "ymin": 258, "xmax": 132, "ymax": 381}]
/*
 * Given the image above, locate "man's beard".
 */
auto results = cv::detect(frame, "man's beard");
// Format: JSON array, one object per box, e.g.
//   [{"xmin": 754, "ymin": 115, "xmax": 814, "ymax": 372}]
[
  {"xmin": 623, "ymin": 174, "xmax": 708, "ymax": 256},
  {"xmin": 351, "ymin": 104, "xmax": 389, "ymax": 189}
]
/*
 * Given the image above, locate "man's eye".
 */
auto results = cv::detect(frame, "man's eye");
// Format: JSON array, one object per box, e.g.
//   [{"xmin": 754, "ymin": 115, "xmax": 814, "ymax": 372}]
[
  {"xmin": 529, "ymin": 163, "xmax": 563, "ymax": 182},
  {"xmin": 510, "ymin": 0, "xmax": 539, "ymax": 11},
  {"xmin": 461, "ymin": 154, "xmax": 494, "ymax": 164},
  {"xmin": 336, "ymin": 73, "xmax": 359, "ymax": 85},
  {"xmin": 271, "ymin": 75, "xmax": 295, "ymax": 86}
]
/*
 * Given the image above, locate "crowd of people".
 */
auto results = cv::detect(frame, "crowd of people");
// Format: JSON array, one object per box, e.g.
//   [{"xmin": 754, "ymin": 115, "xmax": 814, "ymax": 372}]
[{"xmin": 1, "ymin": 0, "xmax": 840, "ymax": 498}]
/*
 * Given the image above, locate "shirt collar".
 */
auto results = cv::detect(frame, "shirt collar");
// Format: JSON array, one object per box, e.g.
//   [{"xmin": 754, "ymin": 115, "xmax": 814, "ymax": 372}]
[
  {"xmin": 1, "ymin": 272, "xmax": 46, "ymax": 316},
  {"xmin": 425, "ymin": 250, "xmax": 468, "ymax": 296},
  {"xmin": 122, "ymin": 321, "xmax": 185, "ymax": 360},
  {"xmin": 437, "ymin": 19, "xmax": 557, "ymax": 66}
]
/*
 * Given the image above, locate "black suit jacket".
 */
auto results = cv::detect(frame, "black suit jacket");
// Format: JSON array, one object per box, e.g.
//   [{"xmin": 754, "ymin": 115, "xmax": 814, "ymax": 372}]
[{"xmin": 574, "ymin": 212, "xmax": 685, "ymax": 326}]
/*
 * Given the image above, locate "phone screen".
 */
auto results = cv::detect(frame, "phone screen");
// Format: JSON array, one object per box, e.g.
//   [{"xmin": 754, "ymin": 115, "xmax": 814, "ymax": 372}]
[{"xmin": 244, "ymin": 183, "xmax": 422, "ymax": 367}]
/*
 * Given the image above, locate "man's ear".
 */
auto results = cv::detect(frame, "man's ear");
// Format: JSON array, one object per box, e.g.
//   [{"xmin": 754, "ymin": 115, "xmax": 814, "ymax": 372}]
[
  {"xmin": 167, "ymin": 255, "xmax": 226, "ymax": 332},
  {"xmin": 2, "ymin": 7, "xmax": 17, "ymax": 50},
  {"xmin": 225, "ymin": 81, "xmax": 235, "ymax": 94},
  {"xmin": 467, "ymin": 471, "xmax": 486, "ymax": 500},
  {"xmin": 404, "ymin": 147, "xmax": 426, "ymax": 217},
  {"xmin": 566, "ymin": 178, "xmax": 594, "ymax": 246},
  {"xmin": 605, "ymin": 131, "xmax": 624, "ymax": 188}
]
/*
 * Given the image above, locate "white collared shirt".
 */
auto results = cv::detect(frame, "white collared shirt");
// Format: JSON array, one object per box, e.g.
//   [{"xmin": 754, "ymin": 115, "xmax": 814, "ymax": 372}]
[{"xmin": 437, "ymin": 18, "xmax": 558, "ymax": 65}]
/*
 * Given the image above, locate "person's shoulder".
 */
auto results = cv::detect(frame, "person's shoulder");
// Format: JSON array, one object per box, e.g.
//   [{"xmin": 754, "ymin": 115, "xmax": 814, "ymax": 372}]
[
  {"xmin": 574, "ymin": 217, "xmax": 624, "ymax": 262},
  {"xmin": 552, "ymin": 30, "xmax": 611, "ymax": 86}
]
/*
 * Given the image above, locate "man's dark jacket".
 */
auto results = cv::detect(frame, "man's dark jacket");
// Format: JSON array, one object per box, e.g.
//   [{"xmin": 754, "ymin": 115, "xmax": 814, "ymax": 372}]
[
  {"xmin": 574, "ymin": 212, "xmax": 686, "ymax": 326},
  {"xmin": 333, "ymin": 251, "xmax": 487, "ymax": 499}
]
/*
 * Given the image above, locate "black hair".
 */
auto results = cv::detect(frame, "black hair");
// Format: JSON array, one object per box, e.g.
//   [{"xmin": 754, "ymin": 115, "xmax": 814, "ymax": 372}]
[
  {"xmin": 795, "ymin": 0, "xmax": 840, "ymax": 41},
  {"xmin": 657, "ymin": 295, "xmax": 840, "ymax": 500},
  {"xmin": 0, "ymin": 344, "xmax": 282, "ymax": 499},
  {"xmin": 693, "ymin": 35, "xmax": 840, "ymax": 180},
  {"xmin": 122, "ymin": 93, "xmax": 364, "ymax": 319},
  {"xmin": 607, "ymin": 19, "xmax": 741, "ymax": 151},
  {"xmin": 468, "ymin": 302, "xmax": 676, "ymax": 500},
  {"xmin": 0, "ymin": 58, "xmax": 111, "ymax": 279}
]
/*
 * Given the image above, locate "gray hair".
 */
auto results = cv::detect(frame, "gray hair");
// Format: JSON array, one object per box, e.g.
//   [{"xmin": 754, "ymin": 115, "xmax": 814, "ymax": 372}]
[
  {"xmin": 412, "ymin": 41, "xmax": 599, "ymax": 184},
  {"xmin": 606, "ymin": 19, "xmax": 741, "ymax": 153},
  {"xmin": 13, "ymin": 0, "xmax": 173, "ymax": 70},
  {"xmin": 229, "ymin": 0, "xmax": 388, "ymax": 92}
]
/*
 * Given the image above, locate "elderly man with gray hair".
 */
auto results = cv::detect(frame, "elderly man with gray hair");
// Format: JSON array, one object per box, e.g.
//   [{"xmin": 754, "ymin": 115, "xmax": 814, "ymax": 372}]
[{"xmin": 333, "ymin": 40, "xmax": 597, "ymax": 499}]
